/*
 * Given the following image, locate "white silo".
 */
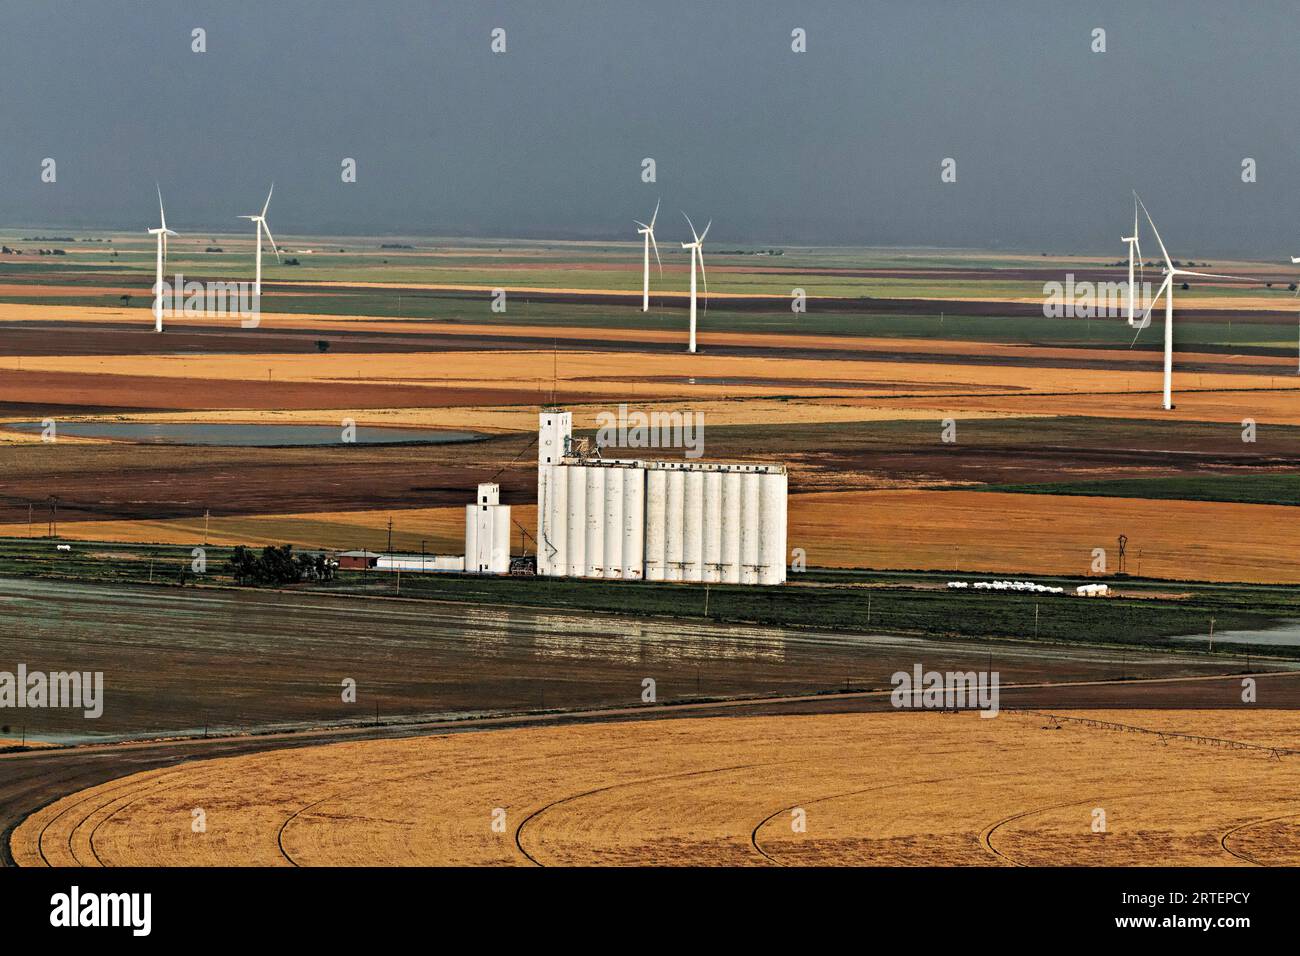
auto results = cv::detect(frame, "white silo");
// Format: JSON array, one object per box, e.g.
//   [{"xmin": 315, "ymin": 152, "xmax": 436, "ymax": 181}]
[
  {"xmin": 644, "ymin": 467, "xmax": 667, "ymax": 581},
  {"xmin": 603, "ymin": 465, "xmax": 624, "ymax": 578},
  {"xmin": 683, "ymin": 468, "xmax": 704, "ymax": 581},
  {"xmin": 758, "ymin": 470, "xmax": 787, "ymax": 585},
  {"xmin": 532, "ymin": 408, "xmax": 787, "ymax": 586},
  {"xmin": 702, "ymin": 469, "xmax": 723, "ymax": 583},
  {"xmin": 740, "ymin": 470, "xmax": 762, "ymax": 585},
  {"xmin": 465, "ymin": 482, "xmax": 511, "ymax": 574},
  {"xmin": 585, "ymin": 466, "xmax": 605, "ymax": 577},
  {"xmin": 664, "ymin": 466, "xmax": 685, "ymax": 582},
  {"xmin": 623, "ymin": 465, "xmax": 646, "ymax": 579},
  {"xmin": 720, "ymin": 469, "xmax": 743, "ymax": 584},
  {"xmin": 566, "ymin": 464, "xmax": 587, "ymax": 577}
]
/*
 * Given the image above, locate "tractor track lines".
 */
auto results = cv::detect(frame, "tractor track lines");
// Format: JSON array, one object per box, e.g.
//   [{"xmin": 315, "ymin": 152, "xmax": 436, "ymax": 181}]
[
  {"xmin": 513, "ymin": 762, "xmax": 777, "ymax": 867},
  {"xmin": 750, "ymin": 768, "xmax": 1019, "ymax": 865},
  {"xmin": 1219, "ymin": 810, "xmax": 1300, "ymax": 866}
]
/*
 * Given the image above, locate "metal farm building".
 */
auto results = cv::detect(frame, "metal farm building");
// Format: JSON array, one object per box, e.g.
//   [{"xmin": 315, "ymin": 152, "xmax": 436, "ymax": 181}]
[{"xmin": 535, "ymin": 409, "xmax": 787, "ymax": 584}]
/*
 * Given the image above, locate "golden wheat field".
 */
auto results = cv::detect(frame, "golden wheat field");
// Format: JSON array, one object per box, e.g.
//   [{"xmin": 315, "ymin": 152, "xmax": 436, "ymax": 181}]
[{"xmin": 15, "ymin": 709, "xmax": 1300, "ymax": 867}]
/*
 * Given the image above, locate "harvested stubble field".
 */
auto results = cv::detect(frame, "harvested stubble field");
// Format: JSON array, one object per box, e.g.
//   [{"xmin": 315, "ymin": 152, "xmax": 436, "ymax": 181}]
[{"xmin": 16, "ymin": 709, "xmax": 1300, "ymax": 867}]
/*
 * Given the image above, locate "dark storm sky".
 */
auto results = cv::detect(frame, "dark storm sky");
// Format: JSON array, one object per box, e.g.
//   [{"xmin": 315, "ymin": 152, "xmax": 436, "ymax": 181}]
[{"xmin": 2, "ymin": 0, "xmax": 1297, "ymax": 256}]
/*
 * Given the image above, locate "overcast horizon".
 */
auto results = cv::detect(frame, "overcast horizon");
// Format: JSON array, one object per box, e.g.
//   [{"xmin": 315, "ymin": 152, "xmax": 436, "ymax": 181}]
[{"xmin": 2, "ymin": 0, "xmax": 1298, "ymax": 258}]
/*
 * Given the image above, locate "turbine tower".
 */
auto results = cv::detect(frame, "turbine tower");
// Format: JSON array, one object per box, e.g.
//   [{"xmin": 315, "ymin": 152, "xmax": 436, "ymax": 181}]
[
  {"xmin": 147, "ymin": 185, "xmax": 177, "ymax": 333},
  {"xmin": 240, "ymin": 184, "xmax": 279, "ymax": 303},
  {"xmin": 680, "ymin": 213, "xmax": 710, "ymax": 353},
  {"xmin": 1135, "ymin": 193, "xmax": 1253, "ymax": 411},
  {"xmin": 634, "ymin": 200, "xmax": 662, "ymax": 312},
  {"xmin": 1120, "ymin": 195, "xmax": 1143, "ymax": 327}
]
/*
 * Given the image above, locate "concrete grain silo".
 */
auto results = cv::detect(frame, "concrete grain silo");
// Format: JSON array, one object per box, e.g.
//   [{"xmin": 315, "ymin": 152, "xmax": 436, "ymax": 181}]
[
  {"xmin": 534, "ymin": 408, "xmax": 786, "ymax": 585},
  {"xmin": 464, "ymin": 482, "xmax": 511, "ymax": 574}
]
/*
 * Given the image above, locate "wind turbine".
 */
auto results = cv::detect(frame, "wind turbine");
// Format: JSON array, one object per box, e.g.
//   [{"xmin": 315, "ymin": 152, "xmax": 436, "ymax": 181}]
[
  {"xmin": 634, "ymin": 200, "xmax": 662, "ymax": 312},
  {"xmin": 147, "ymin": 185, "xmax": 177, "ymax": 333},
  {"xmin": 680, "ymin": 213, "xmax": 710, "ymax": 353},
  {"xmin": 1135, "ymin": 193, "xmax": 1254, "ymax": 410},
  {"xmin": 1120, "ymin": 195, "xmax": 1143, "ymax": 327},
  {"xmin": 240, "ymin": 184, "xmax": 279, "ymax": 302}
]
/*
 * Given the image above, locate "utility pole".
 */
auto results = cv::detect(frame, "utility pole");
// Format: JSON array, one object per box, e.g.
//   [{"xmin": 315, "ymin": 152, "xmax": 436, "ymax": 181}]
[
  {"xmin": 204, "ymin": 508, "xmax": 210, "ymax": 544},
  {"xmin": 703, "ymin": 584, "xmax": 710, "ymax": 617},
  {"xmin": 27, "ymin": 503, "xmax": 32, "ymax": 538},
  {"xmin": 1034, "ymin": 603, "xmax": 1039, "ymax": 639},
  {"xmin": 421, "ymin": 539, "xmax": 427, "ymax": 573},
  {"xmin": 1208, "ymin": 616, "xmax": 1215, "ymax": 653},
  {"xmin": 386, "ymin": 516, "xmax": 393, "ymax": 556}
]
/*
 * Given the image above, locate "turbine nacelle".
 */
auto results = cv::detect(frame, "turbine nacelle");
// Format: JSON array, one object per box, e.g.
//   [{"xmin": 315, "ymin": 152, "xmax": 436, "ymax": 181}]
[{"xmin": 241, "ymin": 185, "xmax": 280, "ymax": 263}]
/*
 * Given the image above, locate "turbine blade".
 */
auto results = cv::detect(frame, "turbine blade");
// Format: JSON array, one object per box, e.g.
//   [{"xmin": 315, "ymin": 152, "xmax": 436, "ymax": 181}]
[
  {"xmin": 262, "ymin": 221, "xmax": 280, "ymax": 261},
  {"xmin": 649, "ymin": 231, "xmax": 661, "ymax": 273},
  {"xmin": 1175, "ymin": 270, "xmax": 1255, "ymax": 282},
  {"xmin": 699, "ymin": 220, "xmax": 711, "ymax": 243},
  {"xmin": 1136, "ymin": 275, "xmax": 1172, "ymax": 330},
  {"xmin": 697, "ymin": 248, "xmax": 707, "ymax": 314},
  {"xmin": 1135, "ymin": 194, "xmax": 1173, "ymax": 271},
  {"xmin": 1292, "ymin": 257, "xmax": 1300, "ymax": 264},
  {"xmin": 261, "ymin": 183, "xmax": 274, "ymax": 218},
  {"xmin": 157, "ymin": 184, "xmax": 167, "ymax": 231},
  {"xmin": 682, "ymin": 212, "xmax": 699, "ymax": 243},
  {"xmin": 633, "ymin": 220, "xmax": 648, "ymax": 230},
  {"xmin": 649, "ymin": 198, "xmax": 659, "ymax": 230}
]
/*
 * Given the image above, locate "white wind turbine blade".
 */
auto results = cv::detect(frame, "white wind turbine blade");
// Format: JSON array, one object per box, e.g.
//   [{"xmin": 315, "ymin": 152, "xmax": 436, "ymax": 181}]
[
  {"xmin": 697, "ymin": 247, "xmax": 707, "ymax": 314},
  {"xmin": 1174, "ymin": 269, "xmax": 1255, "ymax": 282},
  {"xmin": 648, "ymin": 229, "xmax": 661, "ymax": 272},
  {"xmin": 649, "ymin": 198, "xmax": 659, "ymax": 230},
  {"xmin": 1292, "ymin": 256, "xmax": 1300, "ymax": 264},
  {"xmin": 1135, "ymin": 194, "xmax": 1172, "ymax": 271},
  {"xmin": 682, "ymin": 212, "xmax": 699, "ymax": 244},
  {"xmin": 157, "ymin": 184, "xmax": 168, "ymax": 232},
  {"xmin": 633, "ymin": 220, "xmax": 648, "ymax": 230},
  {"xmin": 1131, "ymin": 274, "xmax": 1172, "ymax": 348},
  {"xmin": 261, "ymin": 183, "xmax": 274, "ymax": 219},
  {"xmin": 698, "ymin": 219, "xmax": 711, "ymax": 243},
  {"xmin": 261, "ymin": 220, "xmax": 281, "ymax": 262}
]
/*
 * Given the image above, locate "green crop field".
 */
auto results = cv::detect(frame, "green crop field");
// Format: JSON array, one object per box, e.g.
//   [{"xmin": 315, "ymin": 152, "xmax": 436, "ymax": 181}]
[{"xmin": 977, "ymin": 473, "xmax": 1300, "ymax": 507}]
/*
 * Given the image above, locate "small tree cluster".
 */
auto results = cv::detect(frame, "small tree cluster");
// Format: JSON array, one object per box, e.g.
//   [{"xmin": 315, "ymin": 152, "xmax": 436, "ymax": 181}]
[{"xmin": 227, "ymin": 545, "xmax": 337, "ymax": 585}]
